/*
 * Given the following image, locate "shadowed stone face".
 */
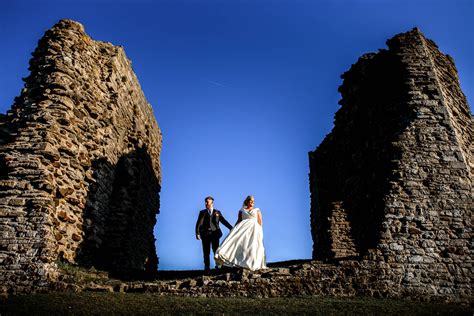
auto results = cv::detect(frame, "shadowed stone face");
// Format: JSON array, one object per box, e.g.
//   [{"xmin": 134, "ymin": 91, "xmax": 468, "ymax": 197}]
[
  {"xmin": 0, "ymin": 19, "xmax": 162, "ymax": 293},
  {"xmin": 309, "ymin": 28, "xmax": 472, "ymax": 300}
]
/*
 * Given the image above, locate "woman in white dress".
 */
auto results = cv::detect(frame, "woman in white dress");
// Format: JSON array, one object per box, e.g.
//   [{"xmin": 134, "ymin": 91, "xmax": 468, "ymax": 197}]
[{"xmin": 214, "ymin": 195, "xmax": 267, "ymax": 271}]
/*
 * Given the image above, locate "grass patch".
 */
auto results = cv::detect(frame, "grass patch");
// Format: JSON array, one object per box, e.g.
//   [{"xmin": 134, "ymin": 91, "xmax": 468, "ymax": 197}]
[
  {"xmin": 56, "ymin": 261, "xmax": 123, "ymax": 287},
  {"xmin": 1, "ymin": 293, "xmax": 471, "ymax": 315}
]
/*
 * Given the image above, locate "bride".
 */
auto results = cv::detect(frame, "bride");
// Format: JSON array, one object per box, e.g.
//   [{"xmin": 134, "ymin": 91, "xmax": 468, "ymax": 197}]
[{"xmin": 214, "ymin": 195, "xmax": 267, "ymax": 271}]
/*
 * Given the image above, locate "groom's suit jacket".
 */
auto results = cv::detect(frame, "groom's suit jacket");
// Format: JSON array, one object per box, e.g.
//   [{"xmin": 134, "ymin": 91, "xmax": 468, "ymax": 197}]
[{"xmin": 195, "ymin": 209, "xmax": 232, "ymax": 238}]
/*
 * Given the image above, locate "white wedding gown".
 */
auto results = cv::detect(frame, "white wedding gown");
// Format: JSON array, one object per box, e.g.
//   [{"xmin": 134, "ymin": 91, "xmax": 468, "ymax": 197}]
[{"xmin": 214, "ymin": 208, "xmax": 267, "ymax": 271}]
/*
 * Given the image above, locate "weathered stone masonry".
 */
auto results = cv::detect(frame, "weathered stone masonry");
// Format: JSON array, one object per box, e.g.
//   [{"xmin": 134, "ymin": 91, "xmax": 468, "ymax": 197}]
[
  {"xmin": 309, "ymin": 28, "xmax": 472, "ymax": 302},
  {"xmin": 0, "ymin": 20, "xmax": 162, "ymax": 294},
  {"xmin": 0, "ymin": 22, "xmax": 471, "ymax": 305},
  {"xmin": 51, "ymin": 27, "xmax": 471, "ymax": 304}
]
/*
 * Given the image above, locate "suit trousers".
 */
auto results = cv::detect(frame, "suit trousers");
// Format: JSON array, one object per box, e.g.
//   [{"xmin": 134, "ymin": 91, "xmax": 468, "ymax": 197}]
[{"xmin": 201, "ymin": 231, "xmax": 220, "ymax": 270}]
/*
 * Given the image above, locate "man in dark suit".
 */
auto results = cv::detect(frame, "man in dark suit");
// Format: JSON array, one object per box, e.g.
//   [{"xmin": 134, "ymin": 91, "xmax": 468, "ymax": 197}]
[{"xmin": 195, "ymin": 196, "xmax": 232, "ymax": 275}]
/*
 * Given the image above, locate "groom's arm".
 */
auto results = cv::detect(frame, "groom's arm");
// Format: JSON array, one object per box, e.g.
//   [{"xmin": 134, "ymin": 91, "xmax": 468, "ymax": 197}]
[
  {"xmin": 195, "ymin": 211, "xmax": 203, "ymax": 240},
  {"xmin": 235, "ymin": 211, "xmax": 242, "ymax": 225},
  {"xmin": 219, "ymin": 212, "xmax": 233, "ymax": 230}
]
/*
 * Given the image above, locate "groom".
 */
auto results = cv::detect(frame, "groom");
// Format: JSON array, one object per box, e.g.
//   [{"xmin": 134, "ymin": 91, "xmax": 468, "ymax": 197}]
[{"xmin": 195, "ymin": 196, "xmax": 232, "ymax": 275}]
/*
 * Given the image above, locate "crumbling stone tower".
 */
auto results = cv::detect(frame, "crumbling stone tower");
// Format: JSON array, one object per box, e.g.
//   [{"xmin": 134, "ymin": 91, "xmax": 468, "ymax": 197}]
[
  {"xmin": 309, "ymin": 28, "xmax": 472, "ymax": 298},
  {"xmin": 0, "ymin": 20, "xmax": 162, "ymax": 293}
]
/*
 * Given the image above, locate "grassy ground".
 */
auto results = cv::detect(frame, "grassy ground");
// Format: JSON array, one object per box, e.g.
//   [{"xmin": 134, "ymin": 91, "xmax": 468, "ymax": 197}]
[{"xmin": 1, "ymin": 293, "xmax": 472, "ymax": 315}]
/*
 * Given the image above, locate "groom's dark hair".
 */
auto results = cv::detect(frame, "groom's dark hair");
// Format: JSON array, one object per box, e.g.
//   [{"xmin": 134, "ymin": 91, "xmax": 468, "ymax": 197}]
[{"xmin": 205, "ymin": 196, "xmax": 214, "ymax": 202}]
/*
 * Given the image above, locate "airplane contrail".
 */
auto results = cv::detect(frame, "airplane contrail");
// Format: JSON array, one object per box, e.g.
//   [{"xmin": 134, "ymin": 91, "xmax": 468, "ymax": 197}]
[{"xmin": 203, "ymin": 78, "xmax": 227, "ymax": 87}]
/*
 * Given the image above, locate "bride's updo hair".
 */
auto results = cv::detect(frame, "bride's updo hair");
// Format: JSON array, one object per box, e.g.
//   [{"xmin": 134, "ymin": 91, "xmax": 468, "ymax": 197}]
[{"xmin": 243, "ymin": 195, "xmax": 254, "ymax": 208}]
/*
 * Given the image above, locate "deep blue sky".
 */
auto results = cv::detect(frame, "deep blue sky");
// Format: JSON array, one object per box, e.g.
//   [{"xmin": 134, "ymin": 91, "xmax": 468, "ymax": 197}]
[{"xmin": 1, "ymin": 0, "xmax": 472, "ymax": 270}]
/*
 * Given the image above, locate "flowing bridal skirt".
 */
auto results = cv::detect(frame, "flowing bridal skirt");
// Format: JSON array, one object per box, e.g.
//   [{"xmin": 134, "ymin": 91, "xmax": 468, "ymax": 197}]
[{"xmin": 214, "ymin": 218, "xmax": 266, "ymax": 271}]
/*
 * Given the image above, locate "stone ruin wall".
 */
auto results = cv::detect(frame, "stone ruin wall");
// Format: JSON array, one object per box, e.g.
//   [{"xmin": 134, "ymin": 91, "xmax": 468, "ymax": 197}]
[
  {"xmin": 309, "ymin": 28, "xmax": 472, "ymax": 301},
  {"xmin": 0, "ymin": 21, "xmax": 471, "ymax": 304},
  {"xmin": 0, "ymin": 20, "xmax": 162, "ymax": 294},
  {"xmin": 425, "ymin": 37, "xmax": 473, "ymax": 174}
]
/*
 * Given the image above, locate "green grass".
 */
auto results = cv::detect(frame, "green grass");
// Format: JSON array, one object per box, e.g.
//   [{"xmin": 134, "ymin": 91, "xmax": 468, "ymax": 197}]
[{"xmin": 1, "ymin": 293, "xmax": 472, "ymax": 315}]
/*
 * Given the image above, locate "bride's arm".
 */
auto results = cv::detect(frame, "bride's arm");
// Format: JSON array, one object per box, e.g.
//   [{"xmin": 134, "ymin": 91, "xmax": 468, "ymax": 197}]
[{"xmin": 257, "ymin": 210, "xmax": 263, "ymax": 226}]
